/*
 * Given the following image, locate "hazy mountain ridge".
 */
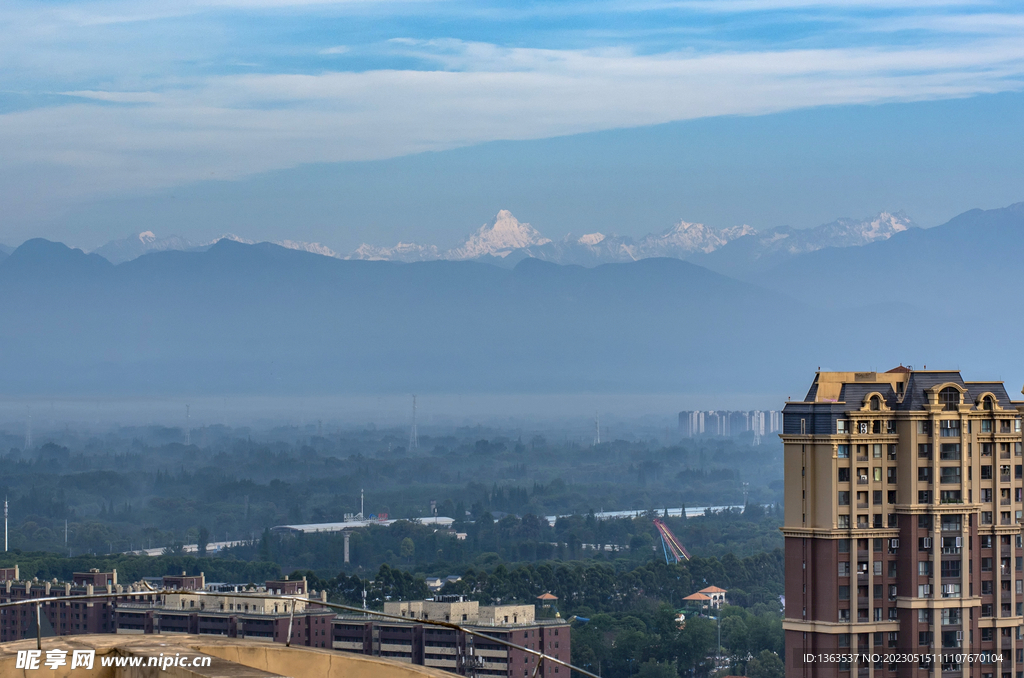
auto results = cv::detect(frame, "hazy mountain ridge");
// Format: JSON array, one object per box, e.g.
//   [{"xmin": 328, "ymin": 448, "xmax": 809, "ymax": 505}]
[
  {"xmin": 91, "ymin": 231, "xmax": 339, "ymax": 264},
  {"xmin": 84, "ymin": 209, "xmax": 908, "ymax": 267},
  {"xmin": 2, "ymin": 202, "xmax": 1018, "ymax": 397}
]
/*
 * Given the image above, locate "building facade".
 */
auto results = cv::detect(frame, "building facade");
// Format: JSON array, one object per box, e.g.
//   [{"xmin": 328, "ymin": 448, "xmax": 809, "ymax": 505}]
[
  {"xmin": 783, "ymin": 368, "xmax": 1024, "ymax": 678},
  {"xmin": 334, "ymin": 596, "xmax": 570, "ymax": 677}
]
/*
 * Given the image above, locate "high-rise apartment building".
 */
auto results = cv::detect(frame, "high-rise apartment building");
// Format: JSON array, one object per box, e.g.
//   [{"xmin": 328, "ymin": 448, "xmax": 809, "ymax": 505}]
[{"xmin": 783, "ymin": 368, "xmax": 1024, "ymax": 678}]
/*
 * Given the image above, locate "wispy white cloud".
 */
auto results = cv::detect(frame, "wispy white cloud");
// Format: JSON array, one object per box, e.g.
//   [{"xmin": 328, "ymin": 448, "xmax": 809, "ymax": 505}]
[{"xmin": 0, "ymin": 0, "xmax": 1022, "ymax": 224}]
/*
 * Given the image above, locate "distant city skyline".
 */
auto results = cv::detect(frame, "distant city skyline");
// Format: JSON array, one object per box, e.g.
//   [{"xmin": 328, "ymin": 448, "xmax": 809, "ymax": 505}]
[{"xmin": 1, "ymin": 1, "xmax": 1024, "ymax": 249}]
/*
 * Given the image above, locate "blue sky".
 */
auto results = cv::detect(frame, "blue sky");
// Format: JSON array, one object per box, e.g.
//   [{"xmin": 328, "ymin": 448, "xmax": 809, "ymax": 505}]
[{"xmin": 2, "ymin": 0, "xmax": 1024, "ymax": 250}]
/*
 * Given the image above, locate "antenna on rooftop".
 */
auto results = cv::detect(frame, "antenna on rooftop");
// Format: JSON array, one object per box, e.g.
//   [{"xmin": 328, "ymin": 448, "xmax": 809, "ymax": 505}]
[
  {"xmin": 594, "ymin": 415, "xmax": 601, "ymax": 445},
  {"xmin": 409, "ymin": 395, "xmax": 419, "ymax": 450},
  {"xmin": 4, "ymin": 497, "xmax": 8, "ymax": 552}
]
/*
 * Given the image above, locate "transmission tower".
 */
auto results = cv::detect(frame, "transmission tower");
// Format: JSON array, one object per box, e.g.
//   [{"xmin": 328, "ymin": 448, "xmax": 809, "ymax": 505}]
[
  {"xmin": 185, "ymin": 404, "xmax": 190, "ymax": 446},
  {"xmin": 409, "ymin": 395, "xmax": 419, "ymax": 450}
]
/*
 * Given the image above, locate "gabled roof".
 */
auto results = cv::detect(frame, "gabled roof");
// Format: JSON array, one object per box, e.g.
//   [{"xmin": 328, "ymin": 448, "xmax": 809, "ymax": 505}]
[
  {"xmin": 699, "ymin": 586, "xmax": 727, "ymax": 594},
  {"xmin": 683, "ymin": 593, "xmax": 711, "ymax": 601}
]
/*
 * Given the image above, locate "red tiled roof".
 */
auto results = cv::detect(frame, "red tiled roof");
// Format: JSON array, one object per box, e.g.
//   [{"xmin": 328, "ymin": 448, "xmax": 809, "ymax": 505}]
[
  {"xmin": 683, "ymin": 593, "xmax": 711, "ymax": 601},
  {"xmin": 537, "ymin": 593, "xmax": 558, "ymax": 600},
  {"xmin": 699, "ymin": 586, "xmax": 727, "ymax": 594}
]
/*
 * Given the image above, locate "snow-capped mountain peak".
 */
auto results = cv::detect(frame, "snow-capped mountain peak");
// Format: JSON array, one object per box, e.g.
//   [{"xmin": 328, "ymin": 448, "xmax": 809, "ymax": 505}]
[
  {"xmin": 578, "ymin": 233, "xmax": 606, "ymax": 245},
  {"xmin": 445, "ymin": 210, "xmax": 551, "ymax": 260},
  {"xmin": 636, "ymin": 219, "xmax": 755, "ymax": 257}
]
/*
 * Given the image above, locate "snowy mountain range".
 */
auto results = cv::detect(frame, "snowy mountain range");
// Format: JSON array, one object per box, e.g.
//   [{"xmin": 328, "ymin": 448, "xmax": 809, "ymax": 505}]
[
  {"xmin": 84, "ymin": 208, "xmax": 913, "ymax": 270},
  {"xmin": 344, "ymin": 209, "xmax": 913, "ymax": 271}
]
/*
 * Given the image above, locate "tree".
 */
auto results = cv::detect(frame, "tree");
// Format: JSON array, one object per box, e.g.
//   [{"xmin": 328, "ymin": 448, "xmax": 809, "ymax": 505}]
[
  {"xmin": 747, "ymin": 650, "xmax": 784, "ymax": 678},
  {"xmin": 400, "ymin": 538, "xmax": 415, "ymax": 564},
  {"xmin": 636, "ymin": 659, "xmax": 678, "ymax": 678},
  {"xmin": 197, "ymin": 526, "xmax": 210, "ymax": 557}
]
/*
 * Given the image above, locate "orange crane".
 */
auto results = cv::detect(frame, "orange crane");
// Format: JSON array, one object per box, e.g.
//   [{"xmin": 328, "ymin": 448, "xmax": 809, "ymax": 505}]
[{"xmin": 653, "ymin": 518, "xmax": 690, "ymax": 563}]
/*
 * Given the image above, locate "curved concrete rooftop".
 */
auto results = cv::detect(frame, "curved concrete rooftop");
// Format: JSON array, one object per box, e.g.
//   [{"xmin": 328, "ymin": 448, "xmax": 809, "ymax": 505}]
[{"xmin": 0, "ymin": 634, "xmax": 454, "ymax": 678}]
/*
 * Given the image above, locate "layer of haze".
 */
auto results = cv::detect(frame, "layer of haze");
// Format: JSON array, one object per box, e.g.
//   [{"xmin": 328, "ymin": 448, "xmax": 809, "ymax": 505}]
[{"xmin": 16, "ymin": 92, "xmax": 1024, "ymax": 252}]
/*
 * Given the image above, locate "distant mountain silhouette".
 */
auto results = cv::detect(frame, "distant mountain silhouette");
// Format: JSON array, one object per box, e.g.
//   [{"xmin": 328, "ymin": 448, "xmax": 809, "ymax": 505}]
[
  {"xmin": 0, "ymin": 238, "xmax": 829, "ymax": 395},
  {"xmin": 751, "ymin": 202, "xmax": 1024, "ymax": 309},
  {"xmin": 0, "ymin": 202, "xmax": 1020, "ymax": 397}
]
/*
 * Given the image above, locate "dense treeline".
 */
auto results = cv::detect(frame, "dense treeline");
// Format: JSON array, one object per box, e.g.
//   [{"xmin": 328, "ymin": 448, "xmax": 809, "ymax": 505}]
[
  {"xmin": 227, "ymin": 508, "xmax": 782, "ymax": 573},
  {"xmin": 0, "ymin": 552, "xmax": 279, "ymax": 585},
  {"xmin": 0, "ymin": 423, "xmax": 781, "ymax": 557}
]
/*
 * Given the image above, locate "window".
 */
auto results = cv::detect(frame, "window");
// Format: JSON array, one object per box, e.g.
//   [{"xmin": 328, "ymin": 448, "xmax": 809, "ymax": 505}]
[
  {"xmin": 940, "ymin": 387, "xmax": 960, "ymax": 411},
  {"xmin": 919, "ymin": 561, "xmax": 932, "ymax": 576},
  {"xmin": 982, "ymin": 581, "xmax": 993, "ymax": 595},
  {"xmin": 838, "ymin": 515, "xmax": 850, "ymax": 528},
  {"xmin": 920, "ymin": 631, "xmax": 932, "ymax": 645},
  {"xmin": 941, "ymin": 515, "xmax": 961, "ymax": 531},
  {"xmin": 982, "ymin": 557, "xmax": 993, "ymax": 572},
  {"xmin": 887, "ymin": 444, "xmax": 897, "ymax": 459},
  {"xmin": 889, "ymin": 561, "xmax": 898, "ymax": 577},
  {"xmin": 838, "ymin": 539, "xmax": 850, "ymax": 553},
  {"xmin": 918, "ymin": 514, "xmax": 932, "ymax": 529},
  {"xmin": 839, "ymin": 634, "xmax": 850, "ymax": 648},
  {"xmin": 838, "ymin": 420, "xmax": 849, "ymax": 434},
  {"xmin": 982, "ymin": 512, "xmax": 993, "ymax": 525},
  {"xmin": 918, "ymin": 610, "xmax": 930, "ymax": 623},
  {"xmin": 918, "ymin": 421, "xmax": 932, "ymax": 435},
  {"xmin": 982, "ymin": 628, "xmax": 994, "ymax": 642},
  {"xmin": 870, "ymin": 396, "xmax": 881, "ymax": 410},
  {"xmin": 940, "ymin": 443, "xmax": 961, "ymax": 460},
  {"xmin": 839, "ymin": 562, "xmax": 851, "ymax": 577},
  {"xmin": 939, "ymin": 467, "xmax": 960, "ymax": 484},
  {"xmin": 982, "ymin": 465, "xmax": 993, "ymax": 479},
  {"xmin": 941, "ymin": 609, "xmax": 961, "ymax": 625},
  {"xmin": 837, "ymin": 444, "xmax": 850, "ymax": 458},
  {"xmin": 874, "ymin": 561, "xmax": 882, "ymax": 576},
  {"xmin": 887, "ymin": 467, "xmax": 897, "ymax": 484},
  {"xmin": 981, "ymin": 535, "xmax": 993, "ymax": 548},
  {"xmin": 982, "ymin": 488, "xmax": 993, "ymax": 503},
  {"xmin": 874, "ymin": 467, "xmax": 882, "ymax": 482},
  {"xmin": 918, "ymin": 584, "xmax": 933, "ymax": 598},
  {"xmin": 873, "ymin": 490, "xmax": 882, "ymax": 505},
  {"xmin": 838, "ymin": 609, "xmax": 850, "ymax": 621},
  {"xmin": 838, "ymin": 468, "xmax": 850, "ymax": 482},
  {"xmin": 940, "ymin": 419, "xmax": 960, "ymax": 437},
  {"xmin": 839, "ymin": 585, "xmax": 850, "ymax": 600},
  {"xmin": 919, "ymin": 467, "xmax": 931, "ymax": 482},
  {"xmin": 888, "ymin": 490, "xmax": 897, "ymax": 504},
  {"xmin": 941, "ymin": 560, "xmax": 961, "ymax": 578},
  {"xmin": 918, "ymin": 490, "xmax": 932, "ymax": 503},
  {"xmin": 838, "ymin": 491, "xmax": 850, "ymax": 506},
  {"xmin": 941, "ymin": 583, "xmax": 961, "ymax": 599}
]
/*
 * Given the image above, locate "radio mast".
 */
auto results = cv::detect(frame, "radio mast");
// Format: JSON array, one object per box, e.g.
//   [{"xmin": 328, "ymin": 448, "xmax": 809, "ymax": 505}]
[{"xmin": 409, "ymin": 395, "xmax": 419, "ymax": 450}]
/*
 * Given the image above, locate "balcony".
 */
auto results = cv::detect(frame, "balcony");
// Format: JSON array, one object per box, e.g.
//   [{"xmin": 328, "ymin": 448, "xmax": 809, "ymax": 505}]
[
  {"xmin": 1002, "ymin": 517, "xmax": 1014, "ymax": 526},
  {"xmin": 1001, "ymin": 451, "xmax": 1011, "ymax": 459},
  {"xmin": 857, "ymin": 502, "xmax": 869, "ymax": 509},
  {"xmin": 1001, "ymin": 475, "xmax": 1012, "ymax": 483},
  {"xmin": 858, "ymin": 476, "xmax": 869, "ymax": 485},
  {"xmin": 857, "ymin": 521, "xmax": 869, "ymax": 529},
  {"xmin": 1001, "ymin": 498, "xmax": 1011, "ymax": 506}
]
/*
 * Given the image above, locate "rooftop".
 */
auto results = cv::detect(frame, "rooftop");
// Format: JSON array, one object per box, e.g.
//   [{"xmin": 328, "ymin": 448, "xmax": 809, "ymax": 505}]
[{"xmin": 0, "ymin": 634, "xmax": 453, "ymax": 678}]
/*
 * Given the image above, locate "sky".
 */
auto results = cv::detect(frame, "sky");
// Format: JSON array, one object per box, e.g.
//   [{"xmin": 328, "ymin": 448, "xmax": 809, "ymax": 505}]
[{"xmin": 2, "ymin": 0, "xmax": 1024, "ymax": 251}]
